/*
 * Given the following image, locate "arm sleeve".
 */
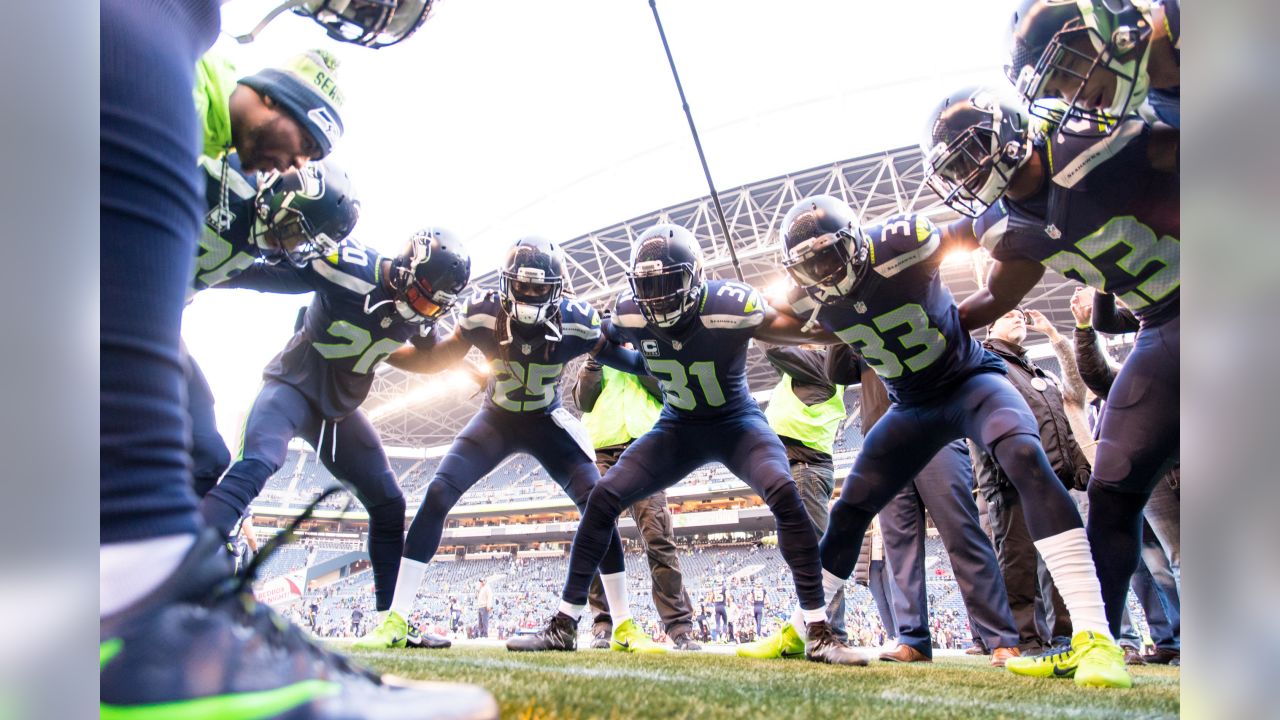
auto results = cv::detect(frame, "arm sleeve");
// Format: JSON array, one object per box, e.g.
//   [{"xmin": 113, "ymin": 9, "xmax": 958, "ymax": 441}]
[
  {"xmin": 213, "ymin": 261, "xmax": 314, "ymax": 294},
  {"xmin": 637, "ymin": 374, "xmax": 664, "ymax": 401},
  {"xmin": 1073, "ymin": 325, "xmax": 1120, "ymax": 399},
  {"xmin": 763, "ymin": 346, "xmax": 831, "ymax": 385},
  {"xmin": 574, "ymin": 363, "xmax": 604, "ymax": 412},
  {"xmin": 594, "ymin": 339, "xmax": 650, "ymax": 376},
  {"xmin": 1091, "ymin": 292, "xmax": 1141, "ymax": 334}
]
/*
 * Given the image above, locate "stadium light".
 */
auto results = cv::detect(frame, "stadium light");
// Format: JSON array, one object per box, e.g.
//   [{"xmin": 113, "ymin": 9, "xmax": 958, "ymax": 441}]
[{"xmin": 367, "ymin": 369, "xmax": 475, "ymax": 422}]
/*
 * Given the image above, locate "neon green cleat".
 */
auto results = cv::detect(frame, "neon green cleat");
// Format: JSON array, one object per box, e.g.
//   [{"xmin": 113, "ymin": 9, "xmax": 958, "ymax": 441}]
[
  {"xmin": 610, "ymin": 618, "xmax": 668, "ymax": 654},
  {"xmin": 1073, "ymin": 632, "xmax": 1133, "ymax": 689},
  {"xmin": 1006, "ymin": 631, "xmax": 1133, "ymax": 688},
  {"xmin": 736, "ymin": 622, "xmax": 805, "ymax": 660},
  {"xmin": 352, "ymin": 611, "xmax": 409, "ymax": 650}
]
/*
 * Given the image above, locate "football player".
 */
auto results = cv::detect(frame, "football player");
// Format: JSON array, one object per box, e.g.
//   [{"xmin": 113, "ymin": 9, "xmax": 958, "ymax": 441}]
[
  {"xmin": 197, "ymin": 229, "xmax": 471, "ymax": 621},
  {"xmin": 101, "ymin": 0, "xmax": 496, "ymax": 714},
  {"xmin": 186, "ymin": 154, "xmax": 360, "ymax": 497},
  {"xmin": 923, "ymin": 87, "xmax": 1177, "ymax": 683},
  {"xmin": 1005, "ymin": 0, "xmax": 1180, "ymax": 131},
  {"xmin": 751, "ymin": 195, "xmax": 1131, "ymax": 687},
  {"xmin": 505, "ymin": 224, "xmax": 867, "ymax": 665},
  {"xmin": 356, "ymin": 237, "xmax": 648, "ymax": 650}
]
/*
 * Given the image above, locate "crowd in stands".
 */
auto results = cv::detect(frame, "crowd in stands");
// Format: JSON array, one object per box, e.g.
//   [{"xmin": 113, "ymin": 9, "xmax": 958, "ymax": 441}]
[{"xmin": 266, "ymin": 539, "xmax": 1005, "ymax": 651}]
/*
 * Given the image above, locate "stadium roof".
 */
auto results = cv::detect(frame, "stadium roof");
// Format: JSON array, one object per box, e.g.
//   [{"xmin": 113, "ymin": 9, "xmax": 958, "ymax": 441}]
[{"xmin": 364, "ymin": 145, "xmax": 1086, "ymax": 447}]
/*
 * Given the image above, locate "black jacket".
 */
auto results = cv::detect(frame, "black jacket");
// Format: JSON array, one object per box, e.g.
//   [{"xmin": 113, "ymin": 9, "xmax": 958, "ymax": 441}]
[{"xmin": 978, "ymin": 338, "xmax": 1092, "ymax": 492}]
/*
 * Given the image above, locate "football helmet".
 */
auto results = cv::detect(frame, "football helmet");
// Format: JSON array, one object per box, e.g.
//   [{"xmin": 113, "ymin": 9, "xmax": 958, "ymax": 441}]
[
  {"xmin": 254, "ymin": 157, "xmax": 360, "ymax": 267},
  {"xmin": 499, "ymin": 237, "xmax": 566, "ymax": 326},
  {"xmin": 921, "ymin": 86, "xmax": 1034, "ymax": 218},
  {"xmin": 780, "ymin": 195, "xmax": 869, "ymax": 306},
  {"xmin": 1006, "ymin": 0, "xmax": 1155, "ymax": 130},
  {"xmin": 236, "ymin": 0, "xmax": 435, "ymax": 48},
  {"xmin": 628, "ymin": 224, "xmax": 704, "ymax": 329},
  {"xmin": 389, "ymin": 227, "xmax": 472, "ymax": 323}
]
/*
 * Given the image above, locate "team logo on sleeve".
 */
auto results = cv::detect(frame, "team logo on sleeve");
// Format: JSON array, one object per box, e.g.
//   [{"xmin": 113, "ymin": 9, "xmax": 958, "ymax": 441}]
[{"xmin": 640, "ymin": 339, "xmax": 660, "ymax": 357}]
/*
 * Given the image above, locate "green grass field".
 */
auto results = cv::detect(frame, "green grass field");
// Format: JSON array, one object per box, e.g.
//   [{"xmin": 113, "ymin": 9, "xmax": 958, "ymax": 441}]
[{"xmin": 347, "ymin": 644, "xmax": 1180, "ymax": 719}]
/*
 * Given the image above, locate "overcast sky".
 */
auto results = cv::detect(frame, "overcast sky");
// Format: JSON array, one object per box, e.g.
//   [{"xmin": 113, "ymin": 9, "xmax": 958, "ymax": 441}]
[{"xmin": 186, "ymin": 0, "xmax": 1016, "ymax": 437}]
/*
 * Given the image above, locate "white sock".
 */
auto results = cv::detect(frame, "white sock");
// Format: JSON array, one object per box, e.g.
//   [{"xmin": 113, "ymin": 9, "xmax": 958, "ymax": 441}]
[
  {"xmin": 600, "ymin": 571, "xmax": 631, "ymax": 625},
  {"xmin": 783, "ymin": 602, "xmax": 803, "ymax": 635},
  {"xmin": 558, "ymin": 601, "xmax": 585, "ymax": 621},
  {"xmin": 822, "ymin": 569, "xmax": 846, "ymax": 602},
  {"xmin": 100, "ymin": 534, "xmax": 196, "ymax": 617},
  {"xmin": 390, "ymin": 558, "xmax": 427, "ymax": 619},
  {"xmin": 1034, "ymin": 527, "xmax": 1113, "ymax": 639}
]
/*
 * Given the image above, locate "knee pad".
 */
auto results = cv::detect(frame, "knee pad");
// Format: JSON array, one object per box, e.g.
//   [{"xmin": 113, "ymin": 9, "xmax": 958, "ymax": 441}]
[
  {"xmin": 980, "ymin": 408, "xmax": 1037, "ymax": 451},
  {"xmin": 367, "ymin": 493, "xmax": 407, "ymax": 533},
  {"xmin": 582, "ymin": 483, "xmax": 624, "ymax": 522}
]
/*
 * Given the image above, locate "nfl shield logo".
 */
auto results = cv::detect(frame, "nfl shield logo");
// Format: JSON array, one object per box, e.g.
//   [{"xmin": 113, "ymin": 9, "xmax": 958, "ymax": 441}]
[
  {"xmin": 671, "ymin": 341, "xmax": 683, "ymax": 351},
  {"xmin": 380, "ymin": 317, "xmax": 392, "ymax": 328},
  {"xmin": 521, "ymin": 343, "xmax": 533, "ymax": 355},
  {"xmin": 854, "ymin": 301, "xmax": 867, "ymax": 313},
  {"xmin": 1045, "ymin": 224, "xmax": 1062, "ymax": 239}
]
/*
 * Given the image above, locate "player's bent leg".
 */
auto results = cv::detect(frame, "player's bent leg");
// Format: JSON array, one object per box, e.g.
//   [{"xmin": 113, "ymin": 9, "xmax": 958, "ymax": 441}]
[
  {"xmin": 323, "ymin": 410, "xmax": 409, "ymax": 613},
  {"xmin": 1087, "ymin": 319, "xmax": 1180, "ymax": 638},
  {"xmin": 199, "ymin": 381, "xmax": 311, "ymax": 534}
]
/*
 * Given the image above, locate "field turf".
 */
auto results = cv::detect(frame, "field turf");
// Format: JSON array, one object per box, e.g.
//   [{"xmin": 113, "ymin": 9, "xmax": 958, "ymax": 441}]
[{"xmin": 347, "ymin": 644, "xmax": 1180, "ymax": 719}]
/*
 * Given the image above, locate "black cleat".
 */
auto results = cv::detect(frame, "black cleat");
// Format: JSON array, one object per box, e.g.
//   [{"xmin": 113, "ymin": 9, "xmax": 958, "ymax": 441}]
[
  {"xmin": 671, "ymin": 631, "xmax": 702, "ymax": 651},
  {"xmin": 590, "ymin": 623, "xmax": 612, "ymax": 650},
  {"xmin": 507, "ymin": 613, "xmax": 579, "ymax": 652},
  {"xmin": 804, "ymin": 621, "xmax": 870, "ymax": 666},
  {"xmin": 407, "ymin": 625, "xmax": 453, "ymax": 649},
  {"xmin": 101, "ymin": 529, "xmax": 498, "ymax": 719}
]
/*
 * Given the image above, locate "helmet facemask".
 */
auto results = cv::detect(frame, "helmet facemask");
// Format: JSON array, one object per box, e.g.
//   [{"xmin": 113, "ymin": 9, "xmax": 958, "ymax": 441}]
[
  {"xmin": 301, "ymin": 0, "xmax": 434, "ymax": 48},
  {"xmin": 1012, "ymin": 8, "xmax": 1151, "ymax": 133},
  {"xmin": 782, "ymin": 227, "xmax": 869, "ymax": 306},
  {"xmin": 923, "ymin": 96, "xmax": 1031, "ymax": 218},
  {"xmin": 500, "ymin": 267, "xmax": 563, "ymax": 327},
  {"xmin": 630, "ymin": 261, "xmax": 701, "ymax": 329}
]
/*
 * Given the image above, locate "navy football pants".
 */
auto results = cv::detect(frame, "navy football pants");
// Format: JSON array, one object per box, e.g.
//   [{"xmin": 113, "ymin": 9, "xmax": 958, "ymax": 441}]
[
  {"xmin": 101, "ymin": 0, "xmax": 218, "ymax": 543},
  {"xmin": 821, "ymin": 372, "xmax": 1082, "ymax": 583},
  {"xmin": 403, "ymin": 408, "xmax": 625, "ymax": 575},
  {"xmin": 562, "ymin": 409, "xmax": 825, "ymax": 610},
  {"xmin": 200, "ymin": 380, "xmax": 406, "ymax": 610},
  {"xmin": 1087, "ymin": 316, "xmax": 1180, "ymax": 635}
]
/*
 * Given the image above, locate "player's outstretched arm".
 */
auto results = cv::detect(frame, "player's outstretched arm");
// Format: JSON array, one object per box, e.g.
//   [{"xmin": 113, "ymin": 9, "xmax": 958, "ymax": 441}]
[
  {"xmin": 957, "ymin": 258, "xmax": 1045, "ymax": 331},
  {"xmin": 211, "ymin": 261, "xmax": 315, "ymax": 294},
  {"xmin": 753, "ymin": 305, "xmax": 839, "ymax": 345},
  {"xmin": 385, "ymin": 327, "xmax": 471, "ymax": 374},
  {"xmin": 938, "ymin": 217, "xmax": 980, "ymax": 254},
  {"xmin": 590, "ymin": 336, "xmax": 651, "ymax": 376}
]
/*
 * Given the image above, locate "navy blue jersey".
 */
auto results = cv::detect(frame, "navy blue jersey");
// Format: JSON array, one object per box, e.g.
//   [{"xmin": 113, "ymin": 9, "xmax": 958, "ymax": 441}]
[
  {"xmin": 456, "ymin": 292, "xmax": 605, "ymax": 414},
  {"xmin": 975, "ymin": 121, "xmax": 1179, "ymax": 326},
  {"xmin": 791, "ymin": 214, "xmax": 1004, "ymax": 406},
  {"xmin": 192, "ymin": 153, "xmax": 261, "ymax": 292},
  {"xmin": 226, "ymin": 238, "xmax": 438, "ymax": 419},
  {"xmin": 609, "ymin": 279, "xmax": 766, "ymax": 420}
]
